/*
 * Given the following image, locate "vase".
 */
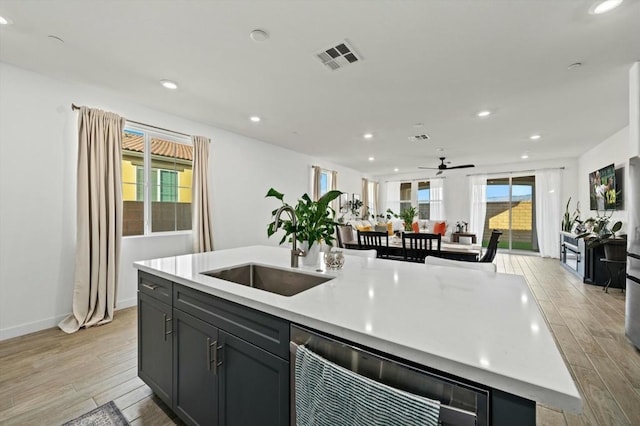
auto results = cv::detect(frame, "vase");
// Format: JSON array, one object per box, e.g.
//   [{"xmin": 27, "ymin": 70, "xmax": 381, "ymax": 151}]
[
  {"xmin": 300, "ymin": 241, "xmax": 322, "ymax": 267},
  {"xmin": 325, "ymin": 250, "xmax": 345, "ymax": 270}
]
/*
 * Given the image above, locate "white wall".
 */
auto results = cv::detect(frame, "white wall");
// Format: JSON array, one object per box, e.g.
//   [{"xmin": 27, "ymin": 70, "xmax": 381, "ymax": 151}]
[
  {"xmin": 375, "ymin": 157, "xmax": 578, "ymax": 227},
  {"xmin": 577, "ymin": 126, "xmax": 630, "ymax": 233},
  {"xmin": 0, "ymin": 63, "xmax": 365, "ymax": 340}
]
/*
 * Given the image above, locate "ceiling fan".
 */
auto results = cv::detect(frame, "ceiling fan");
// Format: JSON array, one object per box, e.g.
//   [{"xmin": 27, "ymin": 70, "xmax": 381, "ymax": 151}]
[{"xmin": 418, "ymin": 157, "xmax": 475, "ymax": 176}]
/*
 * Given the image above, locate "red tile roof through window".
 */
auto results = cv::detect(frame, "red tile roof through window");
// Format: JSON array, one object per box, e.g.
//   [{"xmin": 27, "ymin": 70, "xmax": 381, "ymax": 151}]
[{"xmin": 122, "ymin": 133, "xmax": 193, "ymax": 161}]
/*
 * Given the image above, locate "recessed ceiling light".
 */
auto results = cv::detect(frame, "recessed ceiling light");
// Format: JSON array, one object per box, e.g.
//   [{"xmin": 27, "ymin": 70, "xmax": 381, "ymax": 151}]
[
  {"xmin": 413, "ymin": 123, "xmax": 424, "ymax": 128},
  {"xmin": 363, "ymin": 133, "xmax": 373, "ymax": 139},
  {"xmin": 521, "ymin": 153, "xmax": 529, "ymax": 159},
  {"xmin": 436, "ymin": 147, "xmax": 444, "ymax": 153},
  {"xmin": 589, "ymin": 0, "xmax": 623, "ymax": 14},
  {"xmin": 160, "ymin": 80, "xmax": 178, "ymax": 90},
  {"xmin": 0, "ymin": 15, "xmax": 13, "ymax": 25},
  {"xmin": 477, "ymin": 110, "xmax": 491, "ymax": 118},
  {"xmin": 249, "ymin": 29, "xmax": 269, "ymax": 42},
  {"xmin": 394, "ymin": 168, "xmax": 399, "ymax": 172},
  {"xmin": 368, "ymin": 157, "xmax": 375, "ymax": 161},
  {"xmin": 250, "ymin": 116, "xmax": 261, "ymax": 122},
  {"xmin": 529, "ymin": 134, "xmax": 541, "ymax": 140}
]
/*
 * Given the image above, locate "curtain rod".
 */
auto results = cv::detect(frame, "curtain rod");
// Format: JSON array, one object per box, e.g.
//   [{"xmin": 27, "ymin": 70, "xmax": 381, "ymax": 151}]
[
  {"xmin": 71, "ymin": 103, "xmax": 192, "ymax": 138},
  {"xmin": 466, "ymin": 166, "xmax": 565, "ymax": 177},
  {"xmin": 384, "ymin": 177, "xmax": 446, "ymax": 183}
]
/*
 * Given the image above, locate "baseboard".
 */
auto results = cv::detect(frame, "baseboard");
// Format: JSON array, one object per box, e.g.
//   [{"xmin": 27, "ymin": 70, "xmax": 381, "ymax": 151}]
[
  {"xmin": 0, "ymin": 297, "xmax": 139, "ymax": 342},
  {"xmin": 0, "ymin": 313, "xmax": 69, "ymax": 341},
  {"xmin": 117, "ymin": 297, "xmax": 137, "ymax": 310}
]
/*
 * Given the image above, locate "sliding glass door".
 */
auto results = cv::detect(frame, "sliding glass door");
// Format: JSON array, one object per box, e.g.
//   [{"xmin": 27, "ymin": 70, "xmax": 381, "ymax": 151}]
[{"xmin": 483, "ymin": 175, "xmax": 538, "ymax": 252}]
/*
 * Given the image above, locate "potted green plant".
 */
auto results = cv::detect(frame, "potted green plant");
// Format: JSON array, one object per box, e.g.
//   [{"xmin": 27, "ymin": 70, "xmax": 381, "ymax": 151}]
[
  {"xmin": 373, "ymin": 208, "xmax": 394, "ymax": 223},
  {"xmin": 561, "ymin": 197, "xmax": 581, "ymax": 233},
  {"xmin": 388, "ymin": 206, "xmax": 417, "ymax": 232},
  {"xmin": 577, "ymin": 208, "xmax": 624, "ymax": 260},
  {"xmin": 266, "ymin": 188, "xmax": 342, "ymax": 266},
  {"xmin": 350, "ymin": 198, "xmax": 363, "ymax": 218}
]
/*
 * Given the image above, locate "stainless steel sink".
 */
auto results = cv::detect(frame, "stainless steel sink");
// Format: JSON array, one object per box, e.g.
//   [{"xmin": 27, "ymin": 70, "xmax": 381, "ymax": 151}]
[{"xmin": 201, "ymin": 264, "xmax": 332, "ymax": 296}]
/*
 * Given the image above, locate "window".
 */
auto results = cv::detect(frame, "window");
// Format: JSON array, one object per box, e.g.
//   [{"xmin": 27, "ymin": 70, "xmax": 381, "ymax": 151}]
[
  {"xmin": 320, "ymin": 171, "xmax": 329, "ymax": 197},
  {"xmin": 121, "ymin": 128, "xmax": 193, "ymax": 236},
  {"xmin": 483, "ymin": 175, "xmax": 537, "ymax": 251},
  {"xmin": 312, "ymin": 166, "xmax": 336, "ymax": 200},
  {"xmin": 417, "ymin": 181, "xmax": 430, "ymax": 219},
  {"xmin": 391, "ymin": 180, "xmax": 441, "ymax": 219},
  {"xmin": 399, "ymin": 182, "xmax": 412, "ymax": 212}
]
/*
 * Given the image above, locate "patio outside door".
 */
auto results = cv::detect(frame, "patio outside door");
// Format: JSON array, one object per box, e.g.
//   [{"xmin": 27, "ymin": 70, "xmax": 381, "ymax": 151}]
[{"xmin": 483, "ymin": 175, "xmax": 538, "ymax": 252}]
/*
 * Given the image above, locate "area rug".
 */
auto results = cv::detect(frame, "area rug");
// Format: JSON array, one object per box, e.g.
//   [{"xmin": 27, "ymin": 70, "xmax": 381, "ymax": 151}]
[{"xmin": 62, "ymin": 401, "xmax": 129, "ymax": 426}]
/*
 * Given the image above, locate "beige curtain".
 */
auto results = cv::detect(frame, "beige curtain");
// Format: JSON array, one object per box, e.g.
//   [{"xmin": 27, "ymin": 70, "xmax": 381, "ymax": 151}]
[
  {"xmin": 312, "ymin": 166, "xmax": 322, "ymax": 201},
  {"xmin": 372, "ymin": 181, "xmax": 379, "ymax": 218},
  {"xmin": 192, "ymin": 136, "xmax": 214, "ymax": 252},
  {"xmin": 59, "ymin": 107, "xmax": 124, "ymax": 333},
  {"xmin": 330, "ymin": 170, "xmax": 338, "ymax": 212},
  {"xmin": 361, "ymin": 178, "xmax": 369, "ymax": 219}
]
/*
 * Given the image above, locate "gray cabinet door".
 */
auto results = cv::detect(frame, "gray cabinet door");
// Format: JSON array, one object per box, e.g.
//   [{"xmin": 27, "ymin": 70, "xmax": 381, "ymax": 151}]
[
  {"xmin": 138, "ymin": 292, "xmax": 172, "ymax": 407},
  {"xmin": 218, "ymin": 330, "xmax": 289, "ymax": 426},
  {"xmin": 173, "ymin": 309, "xmax": 219, "ymax": 426}
]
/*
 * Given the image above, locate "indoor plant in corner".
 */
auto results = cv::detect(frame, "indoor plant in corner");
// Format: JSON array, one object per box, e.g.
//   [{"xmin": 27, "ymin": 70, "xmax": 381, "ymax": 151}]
[
  {"xmin": 577, "ymin": 208, "xmax": 625, "ymax": 261},
  {"xmin": 266, "ymin": 188, "xmax": 342, "ymax": 267}
]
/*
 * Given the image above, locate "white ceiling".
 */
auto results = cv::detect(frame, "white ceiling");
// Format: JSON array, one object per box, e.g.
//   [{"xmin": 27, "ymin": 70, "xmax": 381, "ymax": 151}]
[{"xmin": 1, "ymin": 0, "xmax": 639, "ymax": 175}]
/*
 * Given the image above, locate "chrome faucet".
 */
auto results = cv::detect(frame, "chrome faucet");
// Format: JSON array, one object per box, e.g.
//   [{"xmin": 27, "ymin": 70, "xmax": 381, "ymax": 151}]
[{"xmin": 273, "ymin": 205, "xmax": 306, "ymax": 268}]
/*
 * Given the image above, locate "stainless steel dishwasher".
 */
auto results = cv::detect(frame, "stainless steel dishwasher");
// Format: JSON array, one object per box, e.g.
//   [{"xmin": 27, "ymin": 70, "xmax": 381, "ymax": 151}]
[{"xmin": 290, "ymin": 324, "xmax": 489, "ymax": 426}]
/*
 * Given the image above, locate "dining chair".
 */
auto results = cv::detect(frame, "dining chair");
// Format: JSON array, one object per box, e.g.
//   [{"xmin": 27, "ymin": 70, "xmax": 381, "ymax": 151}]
[
  {"xmin": 402, "ymin": 232, "xmax": 441, "ymax": 262},
  {"xmin": 336, "ymin": 224, "xmax": 355, "ymax": 248},
  {"xmin": 357, "ymin": 230, "xmax": 390, "ymax": 258},
  {"xmin": 479, "ymin": 230, "xmax": 502, "ymax": 263}
]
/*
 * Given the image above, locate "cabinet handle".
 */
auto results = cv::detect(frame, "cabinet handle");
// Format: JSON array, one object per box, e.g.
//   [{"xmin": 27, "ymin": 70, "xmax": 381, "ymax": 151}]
[
  {"xmin": 213, "ymin": 341, "xmax": 219, "ymax": 374},
  {"xmin": 216, "ymin": 344, "xmax": 224, "ymax": 372},
  {"xmin": 142, "ymin": 283, "xmax": 158, "ymax": 291},
  {"xmin": 163, "ymin": 314, "xmax": 172, "ymax": 341},
  {"xmin": 207, "ymin": 338, "xmax": 217, "ymax": 372}
]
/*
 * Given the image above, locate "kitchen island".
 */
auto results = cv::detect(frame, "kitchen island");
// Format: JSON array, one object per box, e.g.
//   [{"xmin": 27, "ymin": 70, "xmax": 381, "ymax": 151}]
[{"xmin": 134, "ymin": 245, "xmax": 581, "ymax": 425}]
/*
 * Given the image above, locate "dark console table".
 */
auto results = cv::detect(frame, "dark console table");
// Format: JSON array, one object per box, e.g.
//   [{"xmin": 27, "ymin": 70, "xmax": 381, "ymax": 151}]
[
  {"xmin": 560, "ymin": 231, "xmax": 609, "ymax": 286},
  {"xmin": 560, "ymin": 232, "xmax": 585, "ymax": 278},
  {"xmin": 584, "ymin": 244, "xmax": 608, "ymax": 286}
]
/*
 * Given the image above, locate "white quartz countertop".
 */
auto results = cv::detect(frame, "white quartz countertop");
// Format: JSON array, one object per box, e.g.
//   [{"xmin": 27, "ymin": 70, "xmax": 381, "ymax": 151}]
[{"xmin": 134, "ymin": 245, "xmax": 581, "ymax": 413}]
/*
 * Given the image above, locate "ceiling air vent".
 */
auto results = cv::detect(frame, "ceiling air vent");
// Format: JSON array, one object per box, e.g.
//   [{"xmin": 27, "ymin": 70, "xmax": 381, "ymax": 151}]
[
  {"xmin": 408, "ymin": 134, "xmax": 431, "ymax": 142},
  {"xmin": 315, "ymin": 40, "xmax": 361, "ymax": 71}
]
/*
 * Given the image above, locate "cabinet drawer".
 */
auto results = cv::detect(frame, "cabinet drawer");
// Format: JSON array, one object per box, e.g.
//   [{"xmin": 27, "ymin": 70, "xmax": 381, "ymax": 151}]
[
  {"xmin": 174, "ymin": 284, "xmax": 290, "ymax": 360},
  {"xmin": 138, "ymin": 271, "xmax": 172, "ymax": 305}
]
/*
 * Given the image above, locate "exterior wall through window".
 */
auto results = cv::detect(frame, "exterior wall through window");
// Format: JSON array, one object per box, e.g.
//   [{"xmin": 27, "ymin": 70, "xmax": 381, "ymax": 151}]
[{"xmin": 121, "ymin": 128, "xmax": 193, "ymax": 236}]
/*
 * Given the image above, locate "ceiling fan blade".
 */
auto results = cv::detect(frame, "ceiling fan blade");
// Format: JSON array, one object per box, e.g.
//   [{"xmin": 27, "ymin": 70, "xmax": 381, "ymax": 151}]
[
  {"xmin": 436, "ymin": 170, "xmax": 443, "ymax": 176},
  {"xmin": 418, "ymin": 166, "xmax": 439, "ymax": 170},
  {"xmin": 446, "ymin": 164, "xmax": 475, "ymax": 170}
]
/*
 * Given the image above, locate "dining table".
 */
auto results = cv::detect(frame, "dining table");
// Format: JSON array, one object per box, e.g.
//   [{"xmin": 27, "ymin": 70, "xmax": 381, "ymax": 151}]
[{"xmin": 344, "ymin": 234, "xmax": 482, "ymax": 262}]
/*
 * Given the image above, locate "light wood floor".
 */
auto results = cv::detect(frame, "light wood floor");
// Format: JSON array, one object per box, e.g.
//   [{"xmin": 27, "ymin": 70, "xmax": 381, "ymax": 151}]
[{"xmin": 0, "ymin": 253, "xmax": 638, "ymax": 425}]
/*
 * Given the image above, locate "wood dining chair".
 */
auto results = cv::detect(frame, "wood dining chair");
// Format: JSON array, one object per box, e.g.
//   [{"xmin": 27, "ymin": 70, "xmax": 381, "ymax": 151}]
[
  {"xmin": 402, "ymin": 232, "xmax": 442, "ymax": 262},
  {"xmin": 479, "ymin": 230, "xmax": 502, "ymax": 263},
  {"xmin": 357, "ymin": 230, "xmax": 390, "ymax": 258}
]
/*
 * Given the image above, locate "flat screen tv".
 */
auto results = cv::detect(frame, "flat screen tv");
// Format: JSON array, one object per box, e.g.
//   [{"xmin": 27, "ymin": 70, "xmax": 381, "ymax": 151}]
[{"xmin": 589, "ymin": 163, "xmax": 618, "ymax": 211}]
